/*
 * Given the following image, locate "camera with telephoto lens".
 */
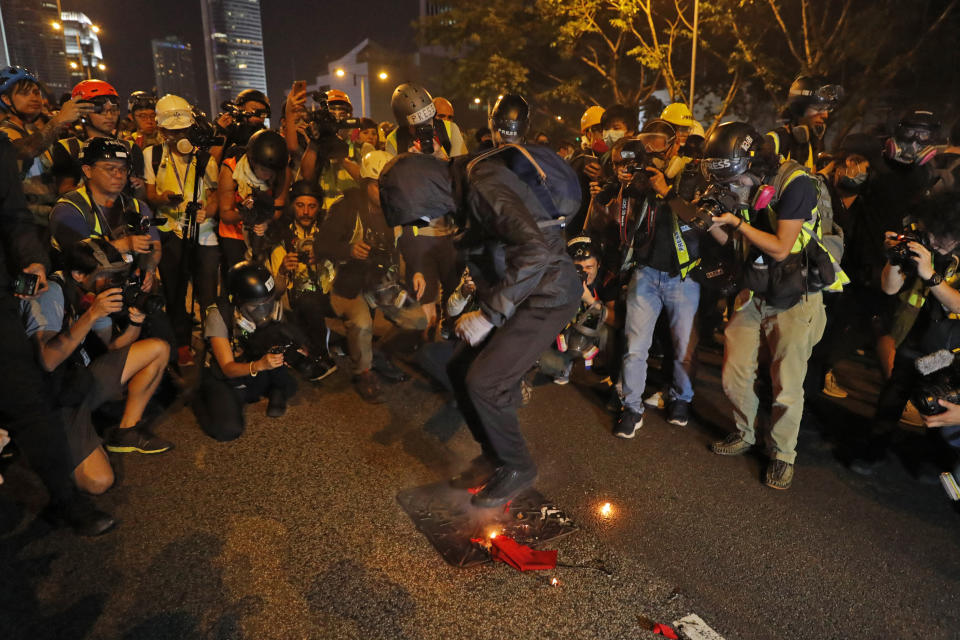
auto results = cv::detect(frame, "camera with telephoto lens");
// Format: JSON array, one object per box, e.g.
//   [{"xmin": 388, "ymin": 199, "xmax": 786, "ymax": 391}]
[
  {"xmin": 106, "ymin": 270, "xmax": 164, "ymax": 316},
  {"xmin": 239, "ymin": 189, "xmax": 275, "ymax": 228},
  {"xmin": 693, "ymin": 183, "xmax": 742, "ymax": 231},
  {"xmin": 886, "ymin": 230, "xmax": 927, "ymax": 273},
  {"xmin": 185, "ymin": 109, "xmax": 223, "ymax": 150},
  {"xmin": 305, "ymin": 92, "xmax": 360, "ymax": 161}
]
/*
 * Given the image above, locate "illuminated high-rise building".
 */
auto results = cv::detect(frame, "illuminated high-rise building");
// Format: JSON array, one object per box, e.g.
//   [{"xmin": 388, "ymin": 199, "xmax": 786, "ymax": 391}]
[
  {"xmin": 152, "ymin": 36, "xmax": 198, "ymax": 106},
  {"xmin": 200, "ymin": 0, "xmax": 268, "ymax": 113},
  {"xmin": 0, "ymin": 0, "xmax": 70, "ymax": 95}
]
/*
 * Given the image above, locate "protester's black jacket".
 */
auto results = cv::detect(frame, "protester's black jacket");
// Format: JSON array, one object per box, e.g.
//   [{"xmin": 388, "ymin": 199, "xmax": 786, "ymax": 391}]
[
  {"xmin": 455, "ymin": 159, "xmax": 581, "ymax": 326},
  {"xmin": 0, "ymin": 133, "xmax": 48, "ymax": 287}
]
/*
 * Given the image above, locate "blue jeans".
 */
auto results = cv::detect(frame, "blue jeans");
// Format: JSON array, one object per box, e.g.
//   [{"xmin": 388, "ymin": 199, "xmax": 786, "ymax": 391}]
[{"xmin": 622, "ymin": 266, "xmax": 700, "ymax": 413}]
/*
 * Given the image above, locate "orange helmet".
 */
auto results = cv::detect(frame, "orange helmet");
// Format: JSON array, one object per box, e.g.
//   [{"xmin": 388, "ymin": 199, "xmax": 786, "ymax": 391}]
[
  {"xmin": 72, "ymin": 79, "xmax": 119, "ymax": 102},
  {"xmin": 326, "ymin": 89, "xmax": 352, "ymax": 108},
  {"xmin": 433, "ymin": 97, "xmax": 454, "ymax": 120}
]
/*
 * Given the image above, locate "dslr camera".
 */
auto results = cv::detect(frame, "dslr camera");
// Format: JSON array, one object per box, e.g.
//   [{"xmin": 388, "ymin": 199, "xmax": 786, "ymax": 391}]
[
  {"xmin": 185, "ymin": 109, "xmax": 223, "ymax": 151},
  {"xmin": 305, "ymin": 91, "xmax": 360, "ymax": 161},
  {"xmin": 106, "ymin": 269, "xmax": 164, "ymax": 316},
  {"xmin": 595, "ymin": 139, "xmax": 652, "ymax": 206},
  {"xmin": 692, "ymin": 183, "xmax": 743, "ymax": 231},
  {"xmin": 886, "ymin": 230, "xmax": 927, "ymax": 273}
]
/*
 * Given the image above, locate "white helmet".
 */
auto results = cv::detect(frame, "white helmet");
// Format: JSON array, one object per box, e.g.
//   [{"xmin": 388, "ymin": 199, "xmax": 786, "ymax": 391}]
[
  {"xmin": 155, "ymin": 94, "xmax": 194, "ymax": 130},
  {"xmin": 361, "ymin": 150, "xmax": 393, "ymax": 180}
]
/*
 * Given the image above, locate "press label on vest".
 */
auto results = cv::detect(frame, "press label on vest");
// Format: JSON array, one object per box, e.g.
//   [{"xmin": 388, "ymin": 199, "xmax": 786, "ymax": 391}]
[{"xmin": 265, "ymin": 276, "xmax": 275, "ymax": 292}]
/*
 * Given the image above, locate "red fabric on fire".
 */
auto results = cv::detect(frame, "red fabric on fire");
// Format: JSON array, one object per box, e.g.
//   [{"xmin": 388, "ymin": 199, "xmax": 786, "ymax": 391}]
[
  {"xmin": 652, "ymin": 623, "xmax": 679, "ymax": 639},
  {"xmin": 489, "ymin": 536, "xmax": 557, "ymax": 571}
]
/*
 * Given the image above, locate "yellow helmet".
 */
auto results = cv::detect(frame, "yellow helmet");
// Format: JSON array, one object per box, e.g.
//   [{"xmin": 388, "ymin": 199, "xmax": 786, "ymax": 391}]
[
  {"xmin": 580, "ymin": 105, "xmax": 605, "ymax": 133},
  {"xmin": 688, "ymin": 120, "xmax": 705, "ymax": 140},
  {"xmin": 660, "ymin": 102, "xmax": 695, "ymax": 129}
]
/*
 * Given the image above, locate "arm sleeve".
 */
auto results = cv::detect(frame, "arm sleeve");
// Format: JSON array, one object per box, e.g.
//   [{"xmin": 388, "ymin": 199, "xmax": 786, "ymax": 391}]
[
  {"xmin": 203, "ymin": 306, "xmax": 229, "ymax": 340},
  {"xmin": 21, "ymin": 281, "xmax": 64, "ymax": 337},
  {"xmin": 49, "ymin": 201, "xmax": 93, "ymax": 250},
  {"xmin": 142, "ymin": 146, "xmax": 157, "ymax": 186},
  {"xmin": 470, "ymin": 166, "xmax": 553, "ymax": 326}
]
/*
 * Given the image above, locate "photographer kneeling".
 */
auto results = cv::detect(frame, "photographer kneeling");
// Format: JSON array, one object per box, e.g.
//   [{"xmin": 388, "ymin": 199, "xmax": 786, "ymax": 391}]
[
  {"xmin": 193, "ymin": 261, "xmax": 300, "ymax": 441},
  {"xmin": 704, "ymin": 122, "xmax": 846, "ymax": 490},
  {"xmin": 851, "ymin": 194, "xmax": 960, "ymax": 474},
  {"xmin": 23, "ymin": 238, "xmax": 172, "ymax": 493}
]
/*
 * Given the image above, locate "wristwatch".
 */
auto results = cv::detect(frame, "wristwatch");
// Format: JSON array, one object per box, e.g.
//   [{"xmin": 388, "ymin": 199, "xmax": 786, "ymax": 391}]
[{"xmin": 924, "ymin": 272, "xmax": 944, "ymax": 287}]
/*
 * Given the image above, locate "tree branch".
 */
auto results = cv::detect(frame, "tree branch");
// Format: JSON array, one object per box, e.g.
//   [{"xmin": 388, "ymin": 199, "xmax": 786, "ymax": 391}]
[{"xmin": 765, "ymin": 0, "xmax": 805, "ymax": 66}]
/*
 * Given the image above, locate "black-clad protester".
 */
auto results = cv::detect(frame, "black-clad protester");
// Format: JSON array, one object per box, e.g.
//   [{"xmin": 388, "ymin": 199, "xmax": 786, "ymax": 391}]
[
  {"xmin": 0, "ymin": 129, "xmax": 114, "ymax": 535},
  {"xmin": 379, "ymin": 151, "xmax": 582, "ymax": 507}
]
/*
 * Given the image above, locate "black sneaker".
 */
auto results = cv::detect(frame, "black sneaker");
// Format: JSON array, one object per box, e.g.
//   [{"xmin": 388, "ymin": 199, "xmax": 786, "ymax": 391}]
[
  {"xmin": 43, "ymin": 496, "xmax": 116, "ymax": 537},
  {"xmin": 613, "ymin": 409, "xmax": 643, "ymax": 439},
  {"xmin": 667, "ymin": 400, "xmax": 691, "ymax": 426},
  {"xmin": 470, "ymin": 466, "xmax": 537, "ymax": 508},
  {"xmin": 355, "ymin": 370, "xmax": 384, "ymax": 404},
  {"xmin": 307, "ymin": 355, "xmax": 338, "ymax": 382},
  {"xmin": 266, "ymin": 387, "xmax": 288, "ymax": 418},
  {"xmin": 104, "ymin": 424, "xmax": 173, "ymax": 454}
]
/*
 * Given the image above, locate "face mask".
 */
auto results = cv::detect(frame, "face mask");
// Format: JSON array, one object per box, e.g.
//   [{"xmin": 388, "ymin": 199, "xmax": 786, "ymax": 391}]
[
  {"xmin": 591, "ymin": 139, "xmax": 608, "ymax": 154},
  {"xmin": 838, "ymin": 173, "xmax": 867, "ymax": 193},
  {"xmin": 603, "ymin": 129, "xmax": 626, "ymax": 147},
  {"xmin": 176, "ymin": 137, "xmax": 195, "ymax": 155},
  {"xmin": 791, "ymin": 125, "xmax": 811, "ymax": 145},
  {"xmin": 664, "ymin": 156, "xmax": 686, "ymax": 179}
]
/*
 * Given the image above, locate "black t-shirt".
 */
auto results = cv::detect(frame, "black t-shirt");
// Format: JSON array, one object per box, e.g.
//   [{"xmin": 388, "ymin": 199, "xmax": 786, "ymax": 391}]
[{"xmin": 774, "ymin": 177, "xmax": 817, "ymax": 221}]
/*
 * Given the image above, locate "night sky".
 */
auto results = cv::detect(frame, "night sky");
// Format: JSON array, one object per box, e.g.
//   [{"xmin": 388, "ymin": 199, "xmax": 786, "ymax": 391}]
[{"xmin": 58, "ymin": 0, "xmax": 419, "ymax": 111}]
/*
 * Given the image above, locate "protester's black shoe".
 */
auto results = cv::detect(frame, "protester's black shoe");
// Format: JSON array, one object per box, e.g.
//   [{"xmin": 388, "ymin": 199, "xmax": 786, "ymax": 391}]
[
  {"xmin": 44, "ymin": 496, "xmax": 116, "ymax": 537},
  {"xmin": 471, "ymin": 466, "xmax": 537, "ymax": 508},
  {"xmin": 266, "ymin": 388, "xmax": 288, "ymax": 418},
  {"xmin": 373, "ymin": 351, "xmax": 408, "ymax": 383},
  {"xmin": 355, "ymin": 370, "xmax": 385, "ymax": 404},
  {"xmin": 450, "ymin": 454, "xmax": 498, "ymax": 489},
  {"xmin": 307, "ymin": 356, "xmax": 338, "ymax": 382},
  {"xmin": 104, "ymin": 423, "xmax": 173, "ymax": 454},
  {"xmin": 667, "ymin": 400, "xmax": 691, "ymax": 427},
  {"xmin": 613, "ymin": 409, "xmax": 643, "ymax": 439}
]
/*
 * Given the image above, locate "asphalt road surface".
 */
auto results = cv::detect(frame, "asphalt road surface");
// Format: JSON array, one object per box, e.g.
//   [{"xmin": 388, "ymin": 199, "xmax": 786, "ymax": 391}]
[{"xmin": 1, "ymin": 347, "xmax": 958, "ymax": 640}]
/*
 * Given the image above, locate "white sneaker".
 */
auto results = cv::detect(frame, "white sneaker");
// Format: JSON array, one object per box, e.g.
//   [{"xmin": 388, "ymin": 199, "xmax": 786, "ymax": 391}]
[
  {"xmin": 643, "ymin": 391, "xmax": 665, "ymax": 409},
  {"xmin": 821, "ymin": 370, "xmax": 849, "ymax": 398}
]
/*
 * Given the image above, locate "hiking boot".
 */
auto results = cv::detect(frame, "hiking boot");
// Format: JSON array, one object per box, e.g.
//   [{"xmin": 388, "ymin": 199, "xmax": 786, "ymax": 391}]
[
  {"xmin": 613, "ymin": 409, "xmax": 643, "ymax": 439},
  {"xmin": 821, "ymin": 369, "xmax": 849, "ymax": 398},
  {"xmin": 765, "ymin": 459, "xmax": 795, "ymax": 490},
  {"xmin": 266, "ymin": 387, "xmax": 288, "ymax": 418},
  {"xmin": 470, "ymin": 465, "xmax": 537, "ymax": 508},
  {"xmin": 43, "ymin": 495, "xmax": 116, "ymax": 537},
  {"xmin": 711, "ymin": 432, "xmax": 752, "ymax": 456},
  {"xmin": 307, "ymin": 355, "xmax": 338, "ymax": 382},
  {"xmin": 355, "ymin": 370, "xmax": 384, "ymax": 404},
  {"xmin": 104, "ymin": 423, "xmax": 173, "ymax": 454},
  {"xmin": 667, "ymin": 400, "xmax": 691, "ymax": 426}
]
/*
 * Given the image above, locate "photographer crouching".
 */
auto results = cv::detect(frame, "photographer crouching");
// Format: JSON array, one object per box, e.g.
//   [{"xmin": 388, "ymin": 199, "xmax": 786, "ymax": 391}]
[
  {"xmin": 849, "ymin": 194, "xmax": 960, "ymax": 475},
  {"xmin": 193, "ymin": 261, "xmax": 304, "ymax": 441},
  {"xmin": 703, "ymin": 122, "xmax": 846, "ymax": 490},
  {"xmin": 23, "ymin": 238, "xmax": 172, "ymax": 491}
]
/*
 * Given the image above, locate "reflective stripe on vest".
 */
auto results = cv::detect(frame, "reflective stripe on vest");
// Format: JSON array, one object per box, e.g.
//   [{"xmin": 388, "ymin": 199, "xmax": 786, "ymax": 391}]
[
  {"xmin": 672, "ymin": 214, "xmax": 699, "ymax": 279},
  {"xmin": 52, "ymin": 188, "xmax": 141, "ymax": 250}
]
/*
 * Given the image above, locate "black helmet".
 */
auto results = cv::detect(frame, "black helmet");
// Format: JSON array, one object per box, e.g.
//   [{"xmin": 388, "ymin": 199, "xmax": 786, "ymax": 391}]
[
  {"xmin": 289, "ymin": 179, "xmax": 323, "ymax": 204},
  {"xmin": 79, "ymin": 138, "xmax": 131, "ymax": 166},
  {"xmin": 895, "ymin": 109, "xmax": 940, "ymax": 143},
  {"xmin": 235, "ymin": 88, "xmax": 270, "ymax": 113},
  {"xmin": 489, "ymin": 93, "xmax": 530, "ymax": 144},
  {"xmin": 786, "ymin": 75, "xmax": 843, "ymax": 120},
  {"xmin": 567, "ymin": 236, "xmax": 598, "ymax": 261},
  {"xmin": 700, "ymin": 121, "xmax": 762, "ymax": 182},
  {"xmin": 391, "ymin": 83, "xmax": 436, "ymax": 126},
  {"xmin": 227, "ymin": 261, "xmax": 277, "ymax": 306},
  {"xmin": 128, "ymin": 90, "xmax": 156, "ymax": 114},
  {"xmin": 246, "ymin": 129, "xmax": 288, "ymax": 173},
  {"xmin": 379, "ymin": 154, "xmax": 455, "ymax": 227}
]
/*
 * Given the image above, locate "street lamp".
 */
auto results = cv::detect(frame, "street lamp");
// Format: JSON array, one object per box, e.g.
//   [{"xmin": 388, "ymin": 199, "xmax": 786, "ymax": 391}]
[
  {"xmin": 335, "ymin": 68, "xmax": 345, "ymax": 78},
  {"xmin": 378, "ymin": 71, "xmax": 388, "ymax": 81},
  {"xmin": 69, "ymin": 61, "xmax": 78, "ymax": 69},
  {"xmin": 51, "ymin": 21, "xmax": 61, "ymax": 30},
  {"xmin": 97, "ymin": 63, "xmax": 106, "ymax": 71},
  {"xmin": 473, "ymin": 97, "xmax": 481, "ymax": 104},
  {"xmin": 90, "ymin": 24, "xmax": 100, "ymax": 34}
]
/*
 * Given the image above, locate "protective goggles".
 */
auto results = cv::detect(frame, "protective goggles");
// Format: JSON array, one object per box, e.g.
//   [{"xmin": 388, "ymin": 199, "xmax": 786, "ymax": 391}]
[
  {"xmin": 796, "ymin": 84, "xmax": 844, "ymax": 111},
  {"xmin": 241, "ymin": 108, "xmax": 270, "ymax": 119},
  {"xmin": 896, "ymin": 126, "xmax": 935, "ymax": 144},
  {"xmin": 88, "ymin": 96, "xmax": 120, "ymax": 114}
]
